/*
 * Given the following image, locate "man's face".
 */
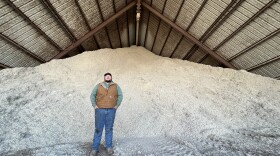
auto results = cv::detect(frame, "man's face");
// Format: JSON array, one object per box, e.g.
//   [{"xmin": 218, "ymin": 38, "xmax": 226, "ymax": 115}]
[{"xmin": 104, "ymin": 75, "xmax": 112, "ymax": 82}]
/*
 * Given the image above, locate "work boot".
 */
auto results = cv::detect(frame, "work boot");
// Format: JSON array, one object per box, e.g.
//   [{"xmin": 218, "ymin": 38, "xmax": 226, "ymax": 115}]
[
  {"xmin": 89, "ymin": 150, "xmax": 98, "ymax": 156},
  {"xmin": 107, "ymin": 147, "xmax": 114, "ymax": 155}
]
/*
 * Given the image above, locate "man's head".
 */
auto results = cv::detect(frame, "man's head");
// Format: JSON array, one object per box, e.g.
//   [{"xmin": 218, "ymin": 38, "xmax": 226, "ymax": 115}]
[{"xmin": 104, "ymin": 72, "xmax": 112, "ymax": 83}]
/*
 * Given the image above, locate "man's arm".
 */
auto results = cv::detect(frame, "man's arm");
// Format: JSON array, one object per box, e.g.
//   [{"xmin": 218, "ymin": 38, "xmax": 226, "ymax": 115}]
[
  {"xmin": 90, "ymin": 85, "xmax": 98, "ymax": 108},
  {"xmin": 116, "ymin": 85, "xmax": 123, "ymax": 108}
]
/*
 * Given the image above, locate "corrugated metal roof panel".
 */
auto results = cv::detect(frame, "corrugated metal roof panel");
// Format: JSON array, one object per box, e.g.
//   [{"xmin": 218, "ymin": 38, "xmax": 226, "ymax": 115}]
[
  {"xmin": 161, "ymin": 29, "xmax": 182, "ymax": 57},
  {"xmin": 152, "ymin": 0, "xmax": 165, "ymax": 13},
  {"xmin": 176, "ymin": 1, "xmax": 201, "ymax": 30},
  {"xmin": 139, "ymin": 8, "xmax": 149, "ymax": 47},
  {"xmin": 49, "ymin": 0, "xmax": 89, "ymax": 39},
  {"xmin": 117, "ymin": 13, "xmax": 129, "ymax": 47},
  {"xmin": 107, "ymin": 21, "xmax": 121, "ymax": 49},
  {"xmin": 163, "ymin": 0, "xmax": 183, "ymax": 21},
  {"xmin": 152, "ymin": 21, "xmax": 170, "ymax": 55},
  {"xmin": 189, "ymin": 49, "xmax": 206, "ymax": 62},
  {"xmin": 231, "ymin": 34, "xmax": 280, "ymax": 69},
  {"xmin": 78, "ymin": 0, "xmax": 102, "ymax": 29},
  {"xmin": 145, "ymin": 14, "xmax": 160, "ymax": 51},
  {"xmin": 218, "ymin": 5, "xmax": 279, "ymax": 59},
  {"xmin": 189, "ymin": 0, "xmax": 230, "ymax": 39},
  {"xmin": 172, "ymin": 38, "xmax": 194, "ymax": 59},
  {"xmin": 114, "ymin": 0, "xmax": 126, "ymax": 11},
  {"xmin": 251, "ymin": 60, "xmax": 280, "ymax": 78},
  {"xmin": 205, "ymin": 0, "xmax": 269, "ymax": 49},
  {"xmin": 94, "ymin": 28, "xmax": 111, "ymax": 48},
  {"xmin": 99, "ymin": 0, "xmax": 114, "ymax": 20},
  {"xmin": 0, "ymin": 40, "xmax": 40, "ymax": 67}
]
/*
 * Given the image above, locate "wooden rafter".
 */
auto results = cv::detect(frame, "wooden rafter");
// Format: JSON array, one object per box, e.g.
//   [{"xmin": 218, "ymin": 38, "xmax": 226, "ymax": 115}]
[
  {"xmin": 0, "ymin": 62, "xmax": 11, "ymax": 68},
  {"xmin": 228, "ymin": 28, "xmax": 280, "ymax": 61},
  {"xmin": 95, "ymin": 0, "xmax": 113, "ymax": 48},
  {"xmin": 142, "ymin": 2, "xmax": 236, "ymax": 69},
  {"xmin": 112, "ymin": 0, "xmax": 123, "ymax": 48},
  {"xmin": 170, "ymin": 0, "xmax": 208, "ymax": 58},
  {"xmin": 159, "ymin": 0, "xmax": 184, "ymax": 56},
  {"xmin": 186, "ymin": 0, "xmax": 242, "ymax": 61},
  {"xmin": 74, "ymin": 0, "xmax": 100, "ymax": 49},
  {"xmin": 0, "ymin": 33, "xmax": 46, "ymax": 63},
  {"xmin": 247, "ymin": 55, "xmax": 280, "ymax": 71},
  {"xmin": 4, "ymin": 0, "xmax": 62, "ymax": 51},
  {"xmin": 52, "ymin": 0, "xmax": 136, "ymax": 59},
  {"xmin": 151, "ymin": 0, "xmax": 167, "ymax": 52},
  {"xmin": 213, "ymin": 0, "xmax": 277, "ymax": 51},
  {"xmin": 39, "ymin": 0, "xmax": 85, "ymax": 53}
]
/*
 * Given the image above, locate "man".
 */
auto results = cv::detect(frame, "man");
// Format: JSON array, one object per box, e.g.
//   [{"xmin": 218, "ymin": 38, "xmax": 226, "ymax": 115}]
[{"xmin": 90, "ymin": 73, "xmax": 123, "ymax": 156}]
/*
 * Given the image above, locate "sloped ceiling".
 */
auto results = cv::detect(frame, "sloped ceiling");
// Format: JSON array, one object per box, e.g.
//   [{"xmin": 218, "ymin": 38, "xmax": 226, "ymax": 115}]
[{"xmin": 0, "ymin": 0, "xmax": 279, "ymax": 79}]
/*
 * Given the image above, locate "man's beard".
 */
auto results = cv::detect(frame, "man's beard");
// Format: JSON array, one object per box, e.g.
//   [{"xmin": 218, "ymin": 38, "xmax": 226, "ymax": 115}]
[{"xmin": 105, "ymin": 79, "xmax": 112, "ymax": 83}]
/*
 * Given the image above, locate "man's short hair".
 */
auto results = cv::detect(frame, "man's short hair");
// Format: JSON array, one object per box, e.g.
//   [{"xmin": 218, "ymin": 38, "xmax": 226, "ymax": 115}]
[{"xmin": 104, "ymin": 72, "xmax": 112, "ymax": 77}]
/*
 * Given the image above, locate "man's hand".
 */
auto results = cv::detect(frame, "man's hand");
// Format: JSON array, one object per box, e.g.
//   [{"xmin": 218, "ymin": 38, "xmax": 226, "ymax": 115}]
[
  {"xmin": 114, "ymin": 106, "xmax": 118, "ymax": 109},
  {"xmin": 95, "ymin": 106, "xmax": 98, "ymax": 109}
]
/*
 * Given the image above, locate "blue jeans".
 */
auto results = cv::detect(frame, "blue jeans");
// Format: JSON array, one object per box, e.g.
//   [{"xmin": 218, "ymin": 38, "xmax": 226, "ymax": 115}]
[{"xmin": 92, "ymin": 108, "xmax": 116, "ymax": 151}]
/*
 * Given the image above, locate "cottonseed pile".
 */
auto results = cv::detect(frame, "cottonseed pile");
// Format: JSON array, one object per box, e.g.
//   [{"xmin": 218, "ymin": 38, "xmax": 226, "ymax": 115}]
[{"xmin": 0, "ymin": 46, "xmax": 280, "ymax": 155}]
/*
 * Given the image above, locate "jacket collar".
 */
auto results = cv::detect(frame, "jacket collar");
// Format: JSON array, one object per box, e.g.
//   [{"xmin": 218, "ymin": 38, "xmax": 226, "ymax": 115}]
[{"xmin": 100, "ymin": 81, "xmax": 115, "ymax": 88}]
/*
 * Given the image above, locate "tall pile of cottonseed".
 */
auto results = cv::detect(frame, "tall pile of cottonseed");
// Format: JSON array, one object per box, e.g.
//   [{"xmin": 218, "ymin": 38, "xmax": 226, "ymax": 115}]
[{"xmin": 0, "ymin": 46, "xmax": 280, "ymax": 155}]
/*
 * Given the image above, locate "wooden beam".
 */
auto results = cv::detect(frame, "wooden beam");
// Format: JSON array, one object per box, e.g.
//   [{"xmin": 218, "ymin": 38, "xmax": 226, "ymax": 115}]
[
  {"xmin": 183, "ymin": 46, "xmax": 199, "ymax": 60},
  {"xmin": 158, "ymin": 0, "xmax": 184, "ymax": 56},
  {"xmin": 151, "ymin": 0, "xmax": 167, "ymax": 52},
  {"xmin": 143, "ymin": 0, "xmax": 153, "ymax": 47},
  {"xmin": 142, "ymin": 2, "xmax": 236, "ymax": 69},
  {"xmin": 126, "ymin": 0, "xmax": 131, "ymax": 47},
  {"xmin": 95, "ymin": 0, "xmax": 113, "ymax": 48},
  {"xmin": 113, "ymin": 0, "xmax": 123, "ymax": 48},
  {"xmin": 213, "ymin": 0, "xmax": 277, "ymax": 51},
  {"xmin": 228, "ymin": 28, "xmax": 280, "ymax": 61},
  {"xmin": 0, "ymin": 33, "xmax": 46, "ymax": 63},
  {"xmin": 185, "ymin": 0, "xmax": 241, "ymax": 60},
  {"xmin": 5, "ymin": 0, "xmax": 62, "ymax": 51},
  {"xmin": 52, "ymin": 0, "xmax": 136, "ymax": 59},
  {"xmin": 144, "ymin": 11, "xmax": 150, "ymax": 47},
  {"xmin": 74, "ymin": 0, "xmax": 100, "ymax": 49},
  {"xmin": 40, "ymin": 0, "xmax": 76, "ymax": 41},
  {"xmin": 247, "ymin": 55, "xmax": 280, "ymax": 71},
  {"xmin": 170, "ymin": 0, "xmax": 208, "ymax": 58},
  {"xmin": 40, "ymin": 0, "xmax": 85, "ymax": 52},
  {"xmin": 0, "ymin": 62, "xmax": 11, "ymax": 68}
]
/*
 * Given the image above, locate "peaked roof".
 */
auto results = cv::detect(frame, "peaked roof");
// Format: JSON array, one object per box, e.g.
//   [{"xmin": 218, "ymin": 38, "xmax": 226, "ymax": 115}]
[{"xmin": 0, "ymin": 0, "xmax": 279, "ymax": 79}]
